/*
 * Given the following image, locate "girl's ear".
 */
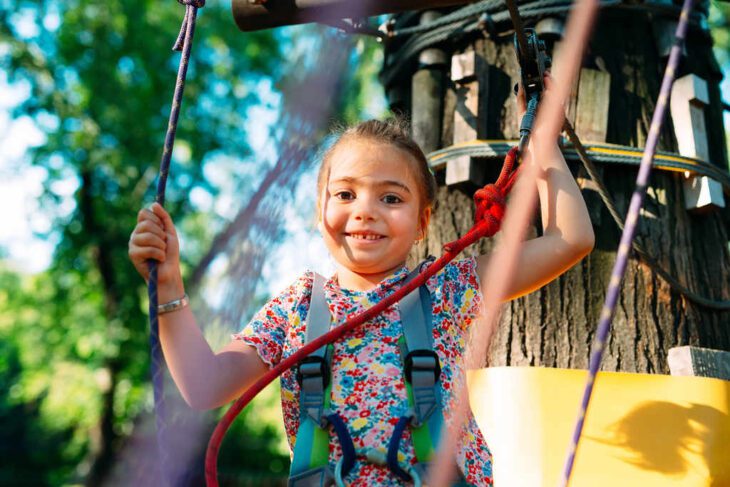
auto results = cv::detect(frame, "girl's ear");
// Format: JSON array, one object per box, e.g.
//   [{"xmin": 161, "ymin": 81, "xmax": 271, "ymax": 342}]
[{"xmin": 419, "ymin": 207, "xmax": 432, "ymax": 239}]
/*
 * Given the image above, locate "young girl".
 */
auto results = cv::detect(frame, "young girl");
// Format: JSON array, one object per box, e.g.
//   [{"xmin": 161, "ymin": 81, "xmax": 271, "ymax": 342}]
[{"xmin": 129, "ymin": 85, "xmax": 594, "ymax": 486}]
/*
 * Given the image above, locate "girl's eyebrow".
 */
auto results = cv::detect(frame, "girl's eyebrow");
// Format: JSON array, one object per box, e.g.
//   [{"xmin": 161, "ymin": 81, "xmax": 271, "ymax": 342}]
[{"xmin": 329, "ymin": 176, "xmax": 412, "ymax": 194}]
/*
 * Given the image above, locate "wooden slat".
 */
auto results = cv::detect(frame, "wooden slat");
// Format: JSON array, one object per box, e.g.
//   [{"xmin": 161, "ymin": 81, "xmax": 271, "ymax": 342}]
[{"xmin": 668, "ymin": 346, "xmax": 730, "ymax": 380}]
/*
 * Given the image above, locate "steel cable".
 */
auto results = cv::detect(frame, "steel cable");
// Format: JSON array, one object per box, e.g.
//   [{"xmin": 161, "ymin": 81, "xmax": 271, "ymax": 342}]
[{"xmin": 563, "ymin": 121, "xmax": 730, "ymax": 310}]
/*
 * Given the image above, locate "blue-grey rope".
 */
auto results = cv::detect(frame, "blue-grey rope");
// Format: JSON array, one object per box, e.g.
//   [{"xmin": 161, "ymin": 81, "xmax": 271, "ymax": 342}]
[{"xmin": 148, "ymin": 0, "xmax": 204, "ymax": 484}]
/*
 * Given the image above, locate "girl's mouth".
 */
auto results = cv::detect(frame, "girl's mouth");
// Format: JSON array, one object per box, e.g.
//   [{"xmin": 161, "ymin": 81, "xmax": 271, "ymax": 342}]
[{"xmin": 346, "ymin": 233, "xmax": 385, "ymax": 241}]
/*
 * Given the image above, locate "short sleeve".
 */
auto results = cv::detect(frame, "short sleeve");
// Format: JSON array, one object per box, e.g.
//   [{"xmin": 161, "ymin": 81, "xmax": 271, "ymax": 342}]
[
  {"xmin": 232, "ymin": 273, "xmax": 312, "ymax": 368},
  {"xmin": 440, "ymin": 256, "xmax": 482, "ymax": 332}
]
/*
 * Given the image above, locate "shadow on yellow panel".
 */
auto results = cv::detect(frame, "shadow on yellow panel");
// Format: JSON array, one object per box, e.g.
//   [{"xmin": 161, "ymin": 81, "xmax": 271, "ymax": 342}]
[{"xmin": 466, "ymin": 367, "xmax": 730, "ymax": 487}]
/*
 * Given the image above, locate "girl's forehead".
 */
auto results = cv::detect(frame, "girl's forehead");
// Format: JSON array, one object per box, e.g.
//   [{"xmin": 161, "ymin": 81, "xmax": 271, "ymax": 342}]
[{"xmin": 327, "ymin": 139, "xmax": 419, "ymax": 184}]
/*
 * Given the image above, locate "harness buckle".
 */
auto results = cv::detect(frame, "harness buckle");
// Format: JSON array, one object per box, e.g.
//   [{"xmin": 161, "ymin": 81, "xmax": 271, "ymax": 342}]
[
  {"xmin": 404, "ymin": 350, "xmax": 441, "ymax": 384},
  {"xmin": 296, "ymin": 354, "xmax": 331, "ymax": 389}
]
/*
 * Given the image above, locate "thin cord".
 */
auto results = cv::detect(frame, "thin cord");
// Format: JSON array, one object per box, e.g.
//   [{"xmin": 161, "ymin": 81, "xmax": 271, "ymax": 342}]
[{"xmin": 559, "ymin": 0, "xmax": 696, "ymax": 483}]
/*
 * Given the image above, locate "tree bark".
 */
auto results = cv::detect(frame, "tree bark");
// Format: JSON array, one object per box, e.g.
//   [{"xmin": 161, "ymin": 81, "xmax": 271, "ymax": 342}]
[{"xmin": 400, "ymin": 8, "xmax": 730, "ymax": 374}]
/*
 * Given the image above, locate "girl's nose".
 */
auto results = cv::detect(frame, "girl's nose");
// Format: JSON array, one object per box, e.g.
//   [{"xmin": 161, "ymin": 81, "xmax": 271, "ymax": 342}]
[{"xmin": 352, "ymin": 196, "xmax": 377, "ymax": 221}]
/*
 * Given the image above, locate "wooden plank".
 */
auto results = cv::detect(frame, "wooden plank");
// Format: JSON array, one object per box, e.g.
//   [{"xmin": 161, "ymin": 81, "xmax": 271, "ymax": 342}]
[
  {"xmin": 574, "ymin": 69, "xmax": 610, "ymax": 142},
  {"xmin": 668, "ymin": 346, "xmax": 730, "ymax": 380},
  {"xmin": 564, "ymin": 67, "xmax": 611, "ymax": 143},
  {"xmin": 670, "ymin": 74, "xmax": 725, "ymax": 211},
  {"xmin": 451, "ymin": 49, "xmax": 476, "ymax": 84},
  {"xmin": 671, "ymin": 74, "xmax": 710, "ymax": 160},
  {"xmin": 446, "ymin": 47, "xmax": 484, "ymax": 186}
]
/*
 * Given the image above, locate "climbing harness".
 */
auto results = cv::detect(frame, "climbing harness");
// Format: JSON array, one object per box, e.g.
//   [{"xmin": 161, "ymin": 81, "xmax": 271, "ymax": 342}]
[
  {"xmin": 559, "ymin": 0, "xmax": 698, "ymax": 483},
  {"xmin": 289, "ymin": 265, "xmax": 470, "ymax": 486},
  {"xmin": 146, "ymin": 1, "xmax": 204, "ymax": 485}
]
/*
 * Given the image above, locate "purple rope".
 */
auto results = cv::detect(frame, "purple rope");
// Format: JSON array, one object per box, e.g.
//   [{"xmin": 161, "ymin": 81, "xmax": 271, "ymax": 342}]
[
  {"xmin": 559, "ymin": 0, "xmax": 695, "ymax": 484},
  {"xmin": 148, "ymin": 1, "xmax": 203, "ymax": 484}
]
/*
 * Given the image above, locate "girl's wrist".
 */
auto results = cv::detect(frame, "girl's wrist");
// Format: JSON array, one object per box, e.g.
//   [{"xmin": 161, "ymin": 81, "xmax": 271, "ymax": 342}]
[{"xmin": 157, "ymin": 279, "xmax": 186, "ymax": 303}]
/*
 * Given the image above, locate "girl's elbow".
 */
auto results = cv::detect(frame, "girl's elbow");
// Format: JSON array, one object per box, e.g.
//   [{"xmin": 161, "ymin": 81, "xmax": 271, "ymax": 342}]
[
  {"xmin": 182, "ymin": 392, "xmax": 207, "ymax": 411},
  {"xmin": 182, "ymin": 389, "xmax": 220, "ymax": 411},
  {"xmin": 575, "ymin": 227, "xmax": 595, "ymax": 258}
]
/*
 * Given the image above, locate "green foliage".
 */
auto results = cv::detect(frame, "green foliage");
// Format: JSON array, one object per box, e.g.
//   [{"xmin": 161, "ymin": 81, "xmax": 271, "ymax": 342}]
[
  {"xmin": 710, "ymin": 0, "xmax": 730, "ymax": 66},
  {"xmin": 0, "ymin": 0, "xmax": 385, "ymax": 484}
]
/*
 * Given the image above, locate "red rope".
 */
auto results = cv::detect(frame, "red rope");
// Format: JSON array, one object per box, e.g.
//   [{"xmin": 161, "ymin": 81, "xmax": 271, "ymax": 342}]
[{"xmin": 204, "ymin": 146, "xmax": 520, "ymax": 486}]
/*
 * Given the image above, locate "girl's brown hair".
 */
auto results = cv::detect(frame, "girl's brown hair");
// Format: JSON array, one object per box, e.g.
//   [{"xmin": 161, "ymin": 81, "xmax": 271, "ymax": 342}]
[{"xmin": 316, "ymin": 118, "xmax": 437, "ymax": 215}]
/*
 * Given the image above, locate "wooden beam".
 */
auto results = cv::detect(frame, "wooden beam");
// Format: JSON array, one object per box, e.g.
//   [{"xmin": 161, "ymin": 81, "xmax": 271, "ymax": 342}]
[
  {"xmin": 232, "ymin": 0, "xmax": 470, "ymax": 32},
  {"xmin": 411, "ymin": 11, "xmax": 446, "ymax": 155}
]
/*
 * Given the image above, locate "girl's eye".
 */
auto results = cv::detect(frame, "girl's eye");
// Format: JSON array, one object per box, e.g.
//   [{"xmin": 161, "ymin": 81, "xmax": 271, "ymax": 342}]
[
  {"xmin": 335, "ymin": 191, "xmax": 354, "ymax": 201},
  {"xmin": 382, "ymin": 194, "xmax": 403, "ymax": 204}
]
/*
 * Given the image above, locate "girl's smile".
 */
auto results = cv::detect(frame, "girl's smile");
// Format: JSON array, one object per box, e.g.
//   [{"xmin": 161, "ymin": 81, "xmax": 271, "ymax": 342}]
[{"xmin": 319, "ymin": 139, "xmax": 431, "ymax": 291}]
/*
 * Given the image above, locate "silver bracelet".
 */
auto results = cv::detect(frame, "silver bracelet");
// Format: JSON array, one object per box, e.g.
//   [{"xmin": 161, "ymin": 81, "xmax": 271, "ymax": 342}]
[{"xmin": 158, "ymin": 293, "xmax": 189, "ymax": 315}]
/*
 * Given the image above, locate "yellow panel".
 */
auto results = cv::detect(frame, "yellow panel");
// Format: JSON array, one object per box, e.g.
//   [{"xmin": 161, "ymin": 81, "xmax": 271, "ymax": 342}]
[{"xmin": 466, "ymin": 367, "xmax": 730, "ymax": 487}]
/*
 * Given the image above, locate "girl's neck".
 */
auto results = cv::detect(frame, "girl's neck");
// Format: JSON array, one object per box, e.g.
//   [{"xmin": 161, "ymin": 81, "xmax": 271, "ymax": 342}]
[{"xmin": 334, "ymin": 262, "xmax": 407, "ymax": 292}]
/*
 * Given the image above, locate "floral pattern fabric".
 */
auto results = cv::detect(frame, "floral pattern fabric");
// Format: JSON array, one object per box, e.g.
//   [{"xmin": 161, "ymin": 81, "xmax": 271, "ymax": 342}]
[{"xmin": 234, "ymin": 257, "xmax": 493, "ymax": 486}]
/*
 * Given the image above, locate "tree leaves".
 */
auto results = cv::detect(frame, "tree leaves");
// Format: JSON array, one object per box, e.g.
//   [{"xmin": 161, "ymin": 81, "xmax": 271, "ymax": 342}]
[{"xmin": 1, "ymin": 0, "xmax": 386, "ymax": 483}]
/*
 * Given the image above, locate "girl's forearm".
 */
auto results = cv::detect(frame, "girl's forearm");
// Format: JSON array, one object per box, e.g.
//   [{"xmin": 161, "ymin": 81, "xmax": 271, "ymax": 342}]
[
  {"xmin": 158, "ymin": 306, "xmax": 220, "ymax": 409},
  {"xmin": 158, "ymin": 301, "xmax": 266, "ymax": 410}
]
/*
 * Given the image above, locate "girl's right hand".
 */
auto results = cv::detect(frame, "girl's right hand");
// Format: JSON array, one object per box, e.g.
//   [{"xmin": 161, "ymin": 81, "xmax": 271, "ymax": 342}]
[{"xmin": 128, "ymin": 203, "xmax": 183, "ymax": 290}]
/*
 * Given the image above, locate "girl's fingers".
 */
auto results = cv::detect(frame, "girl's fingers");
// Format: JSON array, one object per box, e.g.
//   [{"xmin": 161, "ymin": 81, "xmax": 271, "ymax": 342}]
[
  {"xmin": 129, "ymin": 245, "xmax": 166, "ymax": 264},
  {"xmin": 151, "ymin": 203, "xmax": 178, "ymax": 238},
  {"xmin": 135, "ymin": 219, "xmax": 167, "ymax": 241},
  {"xmin": 138, "ymin": 207, "xmax": 162, "ymax": 226},
  {"xmin": 132, "ymin": 231, "xmax": 167, "ymax": 250}
]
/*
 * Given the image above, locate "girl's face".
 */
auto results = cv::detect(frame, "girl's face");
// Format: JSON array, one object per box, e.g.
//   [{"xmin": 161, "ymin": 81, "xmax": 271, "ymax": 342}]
[{"xmin": 319, "ymin": 138, "xmax": 430, "ymax": 282}]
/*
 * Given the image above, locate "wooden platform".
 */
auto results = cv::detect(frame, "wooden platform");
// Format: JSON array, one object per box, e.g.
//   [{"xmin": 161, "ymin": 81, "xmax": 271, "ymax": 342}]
[{"xmin": 466, "ymin": 366, "xmax": 730, "ymax": 486}]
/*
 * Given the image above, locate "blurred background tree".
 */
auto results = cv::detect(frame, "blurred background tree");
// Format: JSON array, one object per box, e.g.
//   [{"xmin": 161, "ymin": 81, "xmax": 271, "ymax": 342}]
[{"xmin": 0, "ymin": 0, "xmax": 385, "ymax": 485}]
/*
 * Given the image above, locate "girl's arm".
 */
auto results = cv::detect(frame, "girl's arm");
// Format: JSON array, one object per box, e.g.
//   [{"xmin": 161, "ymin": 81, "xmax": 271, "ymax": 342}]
[
  {"xmin": 129, "ymin": 203, "xmax": 268, "ymax": 410},
  {"xmin": 158, "ymin": 307, "xmax": 269, "ymax": 410},
  {"xmin": 476, "ymin": 77, "xmax": 595, "ymax": 301}
]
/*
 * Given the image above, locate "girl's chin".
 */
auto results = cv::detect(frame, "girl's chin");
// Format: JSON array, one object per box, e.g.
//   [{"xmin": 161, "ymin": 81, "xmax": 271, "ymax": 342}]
[{"xmin": 344, "ymin": 260, "xmax": 404, "ymax": 276}]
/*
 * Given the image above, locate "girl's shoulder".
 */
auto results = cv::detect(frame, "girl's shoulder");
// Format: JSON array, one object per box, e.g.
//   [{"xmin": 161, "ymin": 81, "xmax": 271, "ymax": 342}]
[
  {"xmin": 270, "ymin": 270, "xmax": 317, "ymax": 311},
  {"xmin": 426, "ymin": 256, "xmax": 480, "ymax": 290}
]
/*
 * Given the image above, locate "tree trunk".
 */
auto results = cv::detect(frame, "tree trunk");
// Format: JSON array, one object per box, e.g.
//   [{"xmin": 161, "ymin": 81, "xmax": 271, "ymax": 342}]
[{"xmin": 396, "ymin": 6, "xmax": 730, "ymax": 374}]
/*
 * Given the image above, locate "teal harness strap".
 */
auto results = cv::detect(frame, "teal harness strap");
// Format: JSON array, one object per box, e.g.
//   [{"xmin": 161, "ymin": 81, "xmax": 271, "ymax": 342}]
[
  {"xmin": 392, "ymin": 261, "xmax": 470, "ymax": 486},
  {"xmin": 290, "ymin": 273, "xmax": 336, "ymax": 487},
  {"xmin": 399, "ymin": 283, "xmax": 443, "ymax": 448}
]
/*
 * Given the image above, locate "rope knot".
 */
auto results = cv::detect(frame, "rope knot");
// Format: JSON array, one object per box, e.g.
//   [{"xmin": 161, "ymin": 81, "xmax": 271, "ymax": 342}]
[
  {"xmin": 474, "ymin": 184, "xmax": 506, "ymax": 237},
  {"xmin": 471, "ymin": 146, "xmax": 520, "ymax": 238},
  {"xmin": 178, "ymin": 0, "xmax": 205, "ymax": 7}
]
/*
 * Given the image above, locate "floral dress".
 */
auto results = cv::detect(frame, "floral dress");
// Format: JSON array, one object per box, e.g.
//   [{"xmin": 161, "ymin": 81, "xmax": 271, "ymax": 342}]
[{"xmin": 234, "ymin": 257, "xmax": 493, "ymax": 486}]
